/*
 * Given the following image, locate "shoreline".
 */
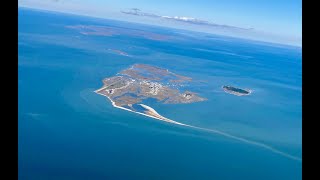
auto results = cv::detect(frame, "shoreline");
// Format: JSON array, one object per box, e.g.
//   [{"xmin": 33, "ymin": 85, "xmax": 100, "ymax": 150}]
[
  {"xmin": 94, "ymin": 90, "xmax": 185, "ymax": 125},
  {"xmin": 138, "ymin": 104, "xmax": 185, "ymax": 125}
]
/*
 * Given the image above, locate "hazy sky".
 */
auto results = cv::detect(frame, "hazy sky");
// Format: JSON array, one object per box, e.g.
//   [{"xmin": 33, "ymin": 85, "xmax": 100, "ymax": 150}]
[{"xmin": 19, "ymin": 0, "xmax": 302, "ymax": 46}]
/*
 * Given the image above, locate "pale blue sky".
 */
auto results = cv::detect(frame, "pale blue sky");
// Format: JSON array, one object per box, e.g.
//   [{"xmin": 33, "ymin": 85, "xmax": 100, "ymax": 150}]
[{"xmin": 19, "ymin": 0, "xmax": 302, "ymax": 46}]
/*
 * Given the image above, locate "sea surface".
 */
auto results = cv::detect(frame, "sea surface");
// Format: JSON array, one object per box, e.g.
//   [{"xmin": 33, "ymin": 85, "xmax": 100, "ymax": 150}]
[{"xmin": 18, "ymin": 7, "xmax": 302, "ymax": 180}]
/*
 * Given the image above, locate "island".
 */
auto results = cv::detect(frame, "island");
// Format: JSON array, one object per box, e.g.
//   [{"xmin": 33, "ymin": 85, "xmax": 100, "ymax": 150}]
[
  {"xmin": 222, "ymin": 85, "xmax": 252, "ymax": 96},
  {"xmin": 95, "ymin": 64, "xmax": 206, "ymax": 120}
]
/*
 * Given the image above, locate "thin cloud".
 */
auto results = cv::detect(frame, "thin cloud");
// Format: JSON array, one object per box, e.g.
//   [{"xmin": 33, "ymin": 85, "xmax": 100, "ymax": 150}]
[{"xmin": 121, "ymin": 8, "xmax": 253, "ymax": 31}]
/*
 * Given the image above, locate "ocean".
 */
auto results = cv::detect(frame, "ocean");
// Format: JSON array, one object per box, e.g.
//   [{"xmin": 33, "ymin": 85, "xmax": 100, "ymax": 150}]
[{"xmin": 18, "ymin": 7, "xmax": 302, "ymax": 180}]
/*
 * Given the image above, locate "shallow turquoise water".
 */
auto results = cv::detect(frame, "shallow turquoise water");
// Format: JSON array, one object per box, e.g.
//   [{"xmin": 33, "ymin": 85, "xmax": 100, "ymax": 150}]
[{"xmin": 18, "ymin": 8, "xmax": 301, "ymax": 180}]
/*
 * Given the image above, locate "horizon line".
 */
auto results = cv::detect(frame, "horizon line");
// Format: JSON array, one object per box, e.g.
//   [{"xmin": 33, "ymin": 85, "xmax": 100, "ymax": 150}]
[{"xmin": 18, "ymin": 6, "xmax": 302, "ymax": 48}]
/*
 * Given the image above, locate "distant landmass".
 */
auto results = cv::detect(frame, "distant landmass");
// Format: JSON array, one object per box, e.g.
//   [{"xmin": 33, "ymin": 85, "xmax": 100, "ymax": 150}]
[
  {"xmin": 66, "ymin": 25, "xmax": 173, "ymax": 41},
  {"xmin": 107, "ymin": 48, "xmax": 130, "ymax": 57}
]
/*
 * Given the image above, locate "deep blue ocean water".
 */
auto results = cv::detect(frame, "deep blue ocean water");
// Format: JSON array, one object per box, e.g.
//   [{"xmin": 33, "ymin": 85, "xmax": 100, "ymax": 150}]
[{"xmin": 18, "ymin": 7, "xmax": 302, "ymax": 180}]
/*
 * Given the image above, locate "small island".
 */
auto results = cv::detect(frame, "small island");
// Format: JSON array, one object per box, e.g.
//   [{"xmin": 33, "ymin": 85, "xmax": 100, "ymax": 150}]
[{"xmin": 222, "ymin": 85, "xmax": 252, "ymax": 96}]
